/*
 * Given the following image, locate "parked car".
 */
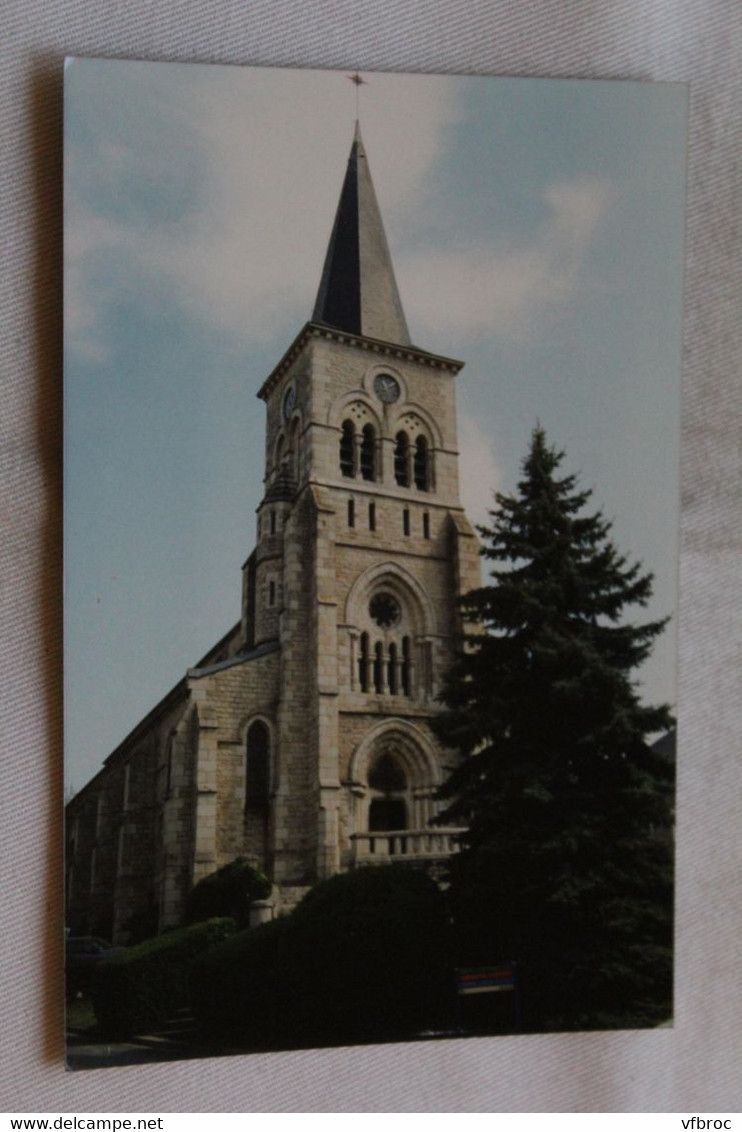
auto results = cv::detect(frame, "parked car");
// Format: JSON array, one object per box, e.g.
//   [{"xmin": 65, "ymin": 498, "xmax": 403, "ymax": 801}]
[{"xmin": 66, "ymin": 936, "xmax": 123, "ymax": 998}]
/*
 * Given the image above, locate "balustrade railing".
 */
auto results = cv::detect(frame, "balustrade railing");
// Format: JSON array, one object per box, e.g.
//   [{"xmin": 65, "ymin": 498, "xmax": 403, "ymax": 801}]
[{"xmin": 351, "ymin": 827, "xmax": 465, "ymax": 863}]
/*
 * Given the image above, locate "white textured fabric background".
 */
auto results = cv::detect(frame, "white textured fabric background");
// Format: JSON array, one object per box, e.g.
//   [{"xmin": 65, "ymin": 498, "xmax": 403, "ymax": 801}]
[{"xmin": 1, "ymin": 0, "xmax": 740, "ymax": 1113}]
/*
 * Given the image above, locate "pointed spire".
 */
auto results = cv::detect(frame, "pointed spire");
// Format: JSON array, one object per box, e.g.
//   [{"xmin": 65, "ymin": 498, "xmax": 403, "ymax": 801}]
[{"xmin": 312, "ymin": 123, "xmax": 411, "ymax": 346}]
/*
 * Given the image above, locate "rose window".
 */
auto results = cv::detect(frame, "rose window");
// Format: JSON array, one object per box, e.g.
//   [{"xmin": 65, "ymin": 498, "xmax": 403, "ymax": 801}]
[{"xmin": 369, "ymin": 593, "xmax": 401, "ymax": 628}]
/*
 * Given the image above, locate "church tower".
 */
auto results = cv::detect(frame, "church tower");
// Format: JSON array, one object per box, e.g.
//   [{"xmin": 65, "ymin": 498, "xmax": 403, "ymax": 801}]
[
  {"xmin": 242, "ymin": 123, "xmax": 481, "ymax": 903},
  {"xmin": 65, "ymin": 123, "xmax": 482, "ymax": 940}
]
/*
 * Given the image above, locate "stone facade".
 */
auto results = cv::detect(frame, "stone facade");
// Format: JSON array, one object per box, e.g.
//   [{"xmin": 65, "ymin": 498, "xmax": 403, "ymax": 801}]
[{"xmin": 65, "ymin": 127, "xmax": 481, "ymax": 942}]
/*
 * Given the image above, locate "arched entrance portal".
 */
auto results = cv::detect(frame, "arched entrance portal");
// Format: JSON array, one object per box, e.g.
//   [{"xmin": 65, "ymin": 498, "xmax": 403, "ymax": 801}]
[
  {"xmin": 368, "ymin": 752, "xmax": 408, "ymax": 833},
  {"xmin": 347, "ymin": 722, "xmax": 463, "ymax": 865}
]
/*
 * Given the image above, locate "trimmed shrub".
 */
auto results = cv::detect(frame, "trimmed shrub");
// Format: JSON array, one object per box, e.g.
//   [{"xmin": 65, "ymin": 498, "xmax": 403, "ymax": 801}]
[
  {"xmin": 191, "ymin": 866, "xmax": 452, "ymax": 1050},
  {"xmin": 184, "ymin": 857, "xmax": 271, "ymax": 927},
  {"xmin": 191, "ymin": 917, "xmax": 294, "ymax": 1049},
  {"xmin": 92, "ymin": 917, "xmax": 235, "ymax": 1039}
]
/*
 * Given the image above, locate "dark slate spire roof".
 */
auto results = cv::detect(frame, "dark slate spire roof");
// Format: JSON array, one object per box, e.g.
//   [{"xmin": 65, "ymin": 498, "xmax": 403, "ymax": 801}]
[{"xmin": 312, "ymin": 122, "xmax": 411, "ymax": 346}]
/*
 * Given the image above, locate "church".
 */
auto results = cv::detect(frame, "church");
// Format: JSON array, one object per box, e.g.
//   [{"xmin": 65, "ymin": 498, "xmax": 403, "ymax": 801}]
[{"xmin": 65, "ymin": 123, "xmax": 481, "ymax": 943}]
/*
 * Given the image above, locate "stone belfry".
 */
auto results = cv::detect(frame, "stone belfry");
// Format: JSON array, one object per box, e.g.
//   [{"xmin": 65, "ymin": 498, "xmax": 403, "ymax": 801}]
[{"xmin": 246, "ymin": 122, "xmax": 481, "ymax": 902}]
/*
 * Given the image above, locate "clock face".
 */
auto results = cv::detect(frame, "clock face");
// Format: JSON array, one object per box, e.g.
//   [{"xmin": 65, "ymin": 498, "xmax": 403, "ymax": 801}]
[
  {"xmin": 283, "ymin": 385, "xmax": 296, "ymax": 419},
  {"xmin": 374, "ymin": 373, "xmax": 400, "ymax": 404}
]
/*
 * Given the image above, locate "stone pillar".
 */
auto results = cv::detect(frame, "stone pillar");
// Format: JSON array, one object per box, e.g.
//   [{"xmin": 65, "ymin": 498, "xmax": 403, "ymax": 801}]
[
  {"xmin": 312, "ymin": 486, "xmax": 341, "ymax": 882},
  {"xmin": 380, "ymin": 645, "xmax": 390, "ymax": 695},
  {"xmin": 352, "ymin": 429, "xmax": 361, "ymax": 478},
  {"xmin": 191, "ymin": 701, "xmax": 219, "ymax": 885},
  {"xmin": 348, "ymin": 629, "xmax": 359, "ymax": 691},
  {"xmin": 406, "ymin": 444, "xmax": 414, "ymax": 488},
  {"xmin": 249, "ymin": 898, "xmax": 274, "ymax": 927},
  {"xmin": 379, "ymin": 436, "xmax": 394, "ymax": 486},
  {"xmin": 394, "ymin": 649, "xmax": 404, "ymax": 695}
]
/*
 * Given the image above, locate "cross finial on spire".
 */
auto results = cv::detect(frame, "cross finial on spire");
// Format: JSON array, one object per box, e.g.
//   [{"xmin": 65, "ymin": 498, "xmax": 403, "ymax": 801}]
[{"xmin": 346, "ymin": 72, "xmax": 367, "ymax": 118}]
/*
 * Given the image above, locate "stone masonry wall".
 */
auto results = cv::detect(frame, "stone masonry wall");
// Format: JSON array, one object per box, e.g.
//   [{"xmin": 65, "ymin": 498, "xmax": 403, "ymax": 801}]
[
  {"xmin": 66, "ymin": 690, "xmax": 193, "ymax": 943},
  {"xmin": 189, "ymin": 649, "xmax": 280, "ymax": 882}
]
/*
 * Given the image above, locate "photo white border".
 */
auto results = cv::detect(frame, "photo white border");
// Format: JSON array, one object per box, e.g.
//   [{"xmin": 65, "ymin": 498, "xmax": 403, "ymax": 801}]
[{"xmin": 1, "ymin": 0, "xmax": 740, "ymax": 1113}]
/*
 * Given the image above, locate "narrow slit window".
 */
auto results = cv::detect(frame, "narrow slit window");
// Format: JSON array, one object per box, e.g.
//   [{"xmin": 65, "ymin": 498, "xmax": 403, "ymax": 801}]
[
  {"xmin": 423, "ymin": 511, "xmax": 430, "ymax": 539},
  {"xmin": 369, "ymin": 502, "xmax": 376, "ymax": 531},
  {"xmin": 414, "ymin": 435, "xmax": 429, "ymax": 491},
  {"xmin": 403, "ymin": 508, "xmax": 410, "ymax": 536},
  {"xmin": 269, "ymin": 580, "xmax": 275, "ymax": 606},
  {"xmin": 388, "ymin": 642, "xmax": 398, "ymax": 694},
  {"xmin": 340, "ymin": 420, "xmax": 355, "ymax": 477},
  {"xmin": 360, "ymin": 424, "xmax": 376, "ymax": 481},
  {"xmin": 359, "ymin": 632, "xmax": 369, "ymax": 692},
  {"xmin": 270, "ymin": 510, "xmax": 277, "ymax": 535},
  {"xmin": 373, "ymin": 642, "xmax": 384, "ymax": 694},
  {"xmin": 348, "ymin": 498, "xmax": 355, "ymax": 527},
  {"xmin": 401, "ymin": 636, "xmax": 411, "ymax": 697},
  {"xmin": 394, "ymin": 431, "xmax": 409, "ymax": 487}
]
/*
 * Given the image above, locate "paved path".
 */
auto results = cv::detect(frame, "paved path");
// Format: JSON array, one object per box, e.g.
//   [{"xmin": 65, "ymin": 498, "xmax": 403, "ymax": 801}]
[{"xmin": 66, "ymin": 1010, "xmax": 234, "ymax": 1070}]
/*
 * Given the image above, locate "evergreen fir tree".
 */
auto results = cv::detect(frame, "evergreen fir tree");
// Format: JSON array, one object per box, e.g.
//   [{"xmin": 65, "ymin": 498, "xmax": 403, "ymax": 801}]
[{"xmin": 435, "ymin": 428, "xmax": 674, "ymax": 1032}]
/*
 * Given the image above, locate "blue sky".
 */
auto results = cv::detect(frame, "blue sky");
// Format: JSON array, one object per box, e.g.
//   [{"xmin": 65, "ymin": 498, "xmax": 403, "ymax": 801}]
[{"xmin": 64, "ymin": 60, "xmax": 687, "ymax": 792}]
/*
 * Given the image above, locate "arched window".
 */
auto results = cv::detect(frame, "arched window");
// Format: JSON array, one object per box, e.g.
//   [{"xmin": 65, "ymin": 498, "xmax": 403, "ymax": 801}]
[
  {"xmin": 360, "ymin": 424, "xmax": 376, "ymax": 481},
  {"xmin": 340, "ymin": 420, "xmax": 355, "ymax": 478},
  {"xmin": 245, "ymin": 721, "xmax": 270, "ymax": 812},
  {"xmin": 414, "ymin": 435, "xmax": 429, "ymax": 491},
  {"xmin": 394, "ymin": 431, "xmax": 410, "ymax": 486},
  {"xmin": 353, "ymin": 586, "xmax": 418, "ymax": 700}
]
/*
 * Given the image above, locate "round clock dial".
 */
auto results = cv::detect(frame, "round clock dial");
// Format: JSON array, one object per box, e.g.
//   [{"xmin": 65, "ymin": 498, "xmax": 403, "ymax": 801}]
[
  {"xmin": 283, "ymin": 385, "xmax": 296, "ymax": 419},
  {"xmin": 374, "ymin": 374, "xmax": 400, "ymax": 404}
]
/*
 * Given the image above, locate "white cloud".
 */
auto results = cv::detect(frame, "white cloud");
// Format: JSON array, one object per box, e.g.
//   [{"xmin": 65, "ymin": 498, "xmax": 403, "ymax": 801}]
[
  {"xmin": 65, "ymin": 66, "xmax": 463, "ymax": 364},
  {"xmin": 457, "ymin": 409, "xmax": 502, "ymax": 530},
  {"xmin": 65, "ymin": 215, "xmax": 131, "ymax": 363},
  {"xmin": 399, "ymin": 176, "xmax": 613, "ymax": 346},
  {"xmin": 66, "ymin": 64, "xmax": 610, "ymax": 373}
]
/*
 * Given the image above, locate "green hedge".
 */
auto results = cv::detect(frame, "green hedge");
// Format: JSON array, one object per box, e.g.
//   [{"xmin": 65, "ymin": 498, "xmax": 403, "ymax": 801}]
[
  {"xmin": 191, "ymin": 916, "xmax": 294, "ymax": 1049},
  {"xmin": 184, "ymin": 857, "xmax": 271, "ymax": 928},
  {"xmin": 191, "ymin": 866, "xmax": 452, "ymax": 1050},
  {"xmin": 91, "ymin": 917, "xmax": 236, "ymax": 1040}
]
